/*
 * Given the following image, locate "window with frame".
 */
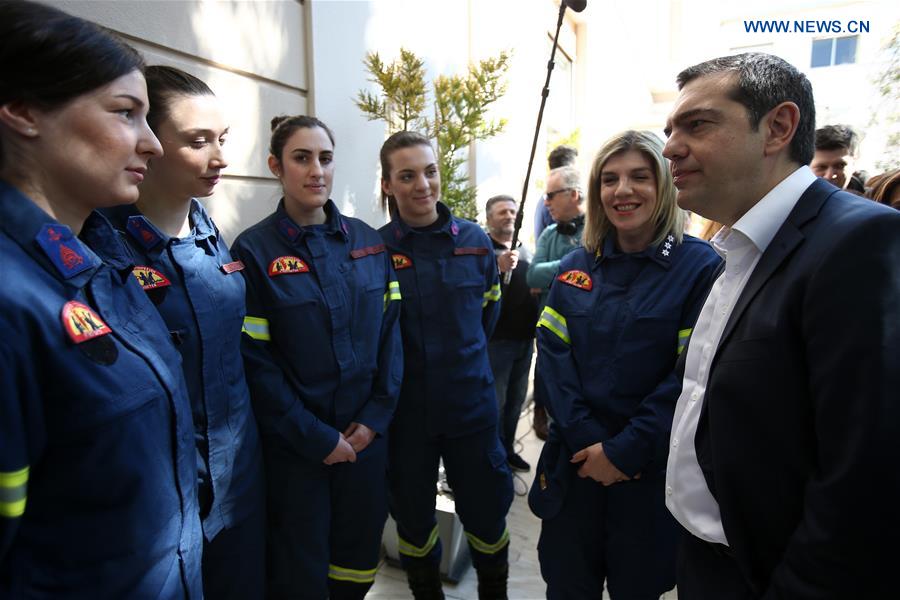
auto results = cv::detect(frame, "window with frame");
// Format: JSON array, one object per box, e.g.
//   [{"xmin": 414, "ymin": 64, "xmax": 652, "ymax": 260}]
[{"xmin": 811, "ymin": 36, "xmax": 858, "ymax": 68}]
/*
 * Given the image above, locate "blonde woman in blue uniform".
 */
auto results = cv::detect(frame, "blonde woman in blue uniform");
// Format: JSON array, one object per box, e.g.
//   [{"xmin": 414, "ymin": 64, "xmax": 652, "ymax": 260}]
[
  {"xmin": 529, "ymin": 130, "xmax": 721, "ymax": 599},
  {"xmin": 232, "ymin": 115, "xmax": 402, "ymax": 600},
  {"xmin": 101, "ymin": 66, "xmax": 265, "ymax": 599},
  {"xmin": 0, "ymin": 2, "xmax": 202, "ymax": 596}
]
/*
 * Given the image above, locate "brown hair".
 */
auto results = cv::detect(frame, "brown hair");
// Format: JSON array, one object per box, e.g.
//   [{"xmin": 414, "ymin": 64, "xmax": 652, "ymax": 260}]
[{"xmin": 269, "ymin": 115, "xmax": 335, "ymax": 164}]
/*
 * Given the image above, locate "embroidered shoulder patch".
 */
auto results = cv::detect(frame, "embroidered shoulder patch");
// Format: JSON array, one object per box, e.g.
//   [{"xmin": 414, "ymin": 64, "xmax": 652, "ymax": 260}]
[
  {"xmin": 61, "ymin": 300, "xmax": 112, "ymax": 344},
  {"xmin": 350, "ymin": 244, "xmax": 386, "ymax": 259},
  {"xmin": 132, "ymin": 266, "xmax": 171, "ymax": 290},
  {"xmin": 222, "ymin": 260, "xmax": 245, "ymax": 274},
  {"xmin": 558, "ymin": 270, "xmax": 593, "ymax": 291},
  {"xmin": 453, "ymin": 246, "xmax": 489, "ymax": 256},
  {"xmin": 268, "ymin": 256, "xmax": 309, "ymax": 276},
  {"xmin": 36, "ymin": 224, "xmax": 96, "ymax": 279},
  {"xmin": 125, "ymin": 215, "xmax": 163, "ymax": 250},
  {"xmin": 391, "ymin": 253, "xmax": 413, "ymax": 270}
]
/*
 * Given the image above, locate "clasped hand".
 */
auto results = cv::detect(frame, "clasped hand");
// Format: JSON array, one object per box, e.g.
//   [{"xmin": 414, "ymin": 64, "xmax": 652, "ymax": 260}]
[
  {"xmin": 322, "ymin": 422, "xmax": 375, "ymax": 465},
  {"xmin": 570, "ymin": 442, "xmax": 640, "ymax": 486}
]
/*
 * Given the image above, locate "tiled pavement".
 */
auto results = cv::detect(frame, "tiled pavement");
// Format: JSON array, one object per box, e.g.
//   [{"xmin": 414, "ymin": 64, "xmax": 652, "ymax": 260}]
[{"xmin": 367, "ymin": 403, "xmax": 678, "ymax": 599}]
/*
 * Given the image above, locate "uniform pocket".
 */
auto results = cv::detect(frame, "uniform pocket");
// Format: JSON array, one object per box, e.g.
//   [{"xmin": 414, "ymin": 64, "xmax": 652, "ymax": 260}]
[{"xmin": 528, "ymin": 440, "xmax": 571, "ymax": 520}]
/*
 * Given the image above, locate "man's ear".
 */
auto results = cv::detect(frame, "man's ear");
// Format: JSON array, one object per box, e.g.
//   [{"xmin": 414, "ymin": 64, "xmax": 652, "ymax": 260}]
[
  {"xmin": 763, "ymin": 101, "xmax": 801, "ymax": 158},
  {"xmin": 0, "ymin": 101, "xmax": 41, "ymax": 138}
]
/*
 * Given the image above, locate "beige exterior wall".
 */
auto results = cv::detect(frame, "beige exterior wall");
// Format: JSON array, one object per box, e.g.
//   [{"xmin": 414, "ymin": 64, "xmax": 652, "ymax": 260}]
[{"xmin": 47, "ymin": 0, "xmax": 310, "ymax": 243}]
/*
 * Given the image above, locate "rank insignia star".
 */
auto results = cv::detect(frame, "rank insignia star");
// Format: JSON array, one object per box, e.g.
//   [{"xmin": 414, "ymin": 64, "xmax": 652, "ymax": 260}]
[
  {"xmin": 558, "ymin": 269, "xmax": 593, "ymax": 291},
  {"xmin": 268, "ymin": 256, "xmax": 309, "ymax": 276},
  {"xmin": 132, "ymin": 266, "xmax": 171, "ymax": 290},
  {"xmin": 662, "ymin": 249, "xmax": 670, "ymax": 256},
  {"xmin": 391, "ymin": 253, "xmax": 413, "ymax": 270}
]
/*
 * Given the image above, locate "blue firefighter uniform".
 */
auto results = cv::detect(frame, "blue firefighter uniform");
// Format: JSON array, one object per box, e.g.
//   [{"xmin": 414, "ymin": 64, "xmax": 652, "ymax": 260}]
[
  {"xmin": 528, "ymin": 232, "xmax": 720, "ymax": 599},
  {"xmin": 0, "ymin": 181, "xmax": 202, "ymax": 598},
  {"xmin": 231, "ymin": 199, "xmax": 402, "ymax": 600},
  {"xmin": 102, "ymin": 200, "xmax": 265, "ymax": 599},
  {"xmin": 378, "ymin": 202, "xmax": 514, "ymax": 573}
]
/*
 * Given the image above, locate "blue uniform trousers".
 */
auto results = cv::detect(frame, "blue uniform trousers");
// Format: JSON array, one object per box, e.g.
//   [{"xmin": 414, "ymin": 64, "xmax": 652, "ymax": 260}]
[
  {"xmin": 202, "ymin": 508, "xmax": 266, "ymax": 599},
  {"xmin": 263, "ymin": 435, "xmax": 388, "ymax": 600},
  {"xmin": 538, "ymin": 470, "xmax": 678, "ymax": 599},
  {"xmin": 388, "ymin": 425, "xmax": 513, "ymax": 571},
  {"xmin": 487, "ymin": 339, "xmax": 534, "ymax": 453}
]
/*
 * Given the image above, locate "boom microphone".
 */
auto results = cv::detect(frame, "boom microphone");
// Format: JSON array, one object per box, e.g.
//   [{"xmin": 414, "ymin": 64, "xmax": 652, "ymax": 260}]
[{"xmin": 502, "ymin": 0, "xmax": 588, "ymax": 285}]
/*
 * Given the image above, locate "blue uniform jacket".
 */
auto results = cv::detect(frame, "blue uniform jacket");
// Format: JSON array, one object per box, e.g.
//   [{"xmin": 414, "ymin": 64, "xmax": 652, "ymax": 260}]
[
  {"xmin": 102, "ymin": 200, "xmax": 264, "ymax": 541},
  {"xmin": 232, "ymin": 200, "xmax": 402, "ymax": 463},
  {"xmin": 530, "ymin": 233, "xmax": 720, "ymax": 519},
  {"xmin": 0, "ymin": 181, "xmax": 202, "ymax": 598},
  {"xmin": 378, "ymin": 203, "xmax": 502, "ymax": 438}
]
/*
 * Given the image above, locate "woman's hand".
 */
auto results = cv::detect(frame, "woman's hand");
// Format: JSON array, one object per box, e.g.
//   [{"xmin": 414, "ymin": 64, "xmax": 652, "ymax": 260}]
[
  {"xmin": 323, "ymin": 435, "xmax": 357, "ymax": 465},
  {"xmin": 570, "ymin": 443, "xmax": 638, "ymax": 486},
  {"xmin": 343, "ymin": 422, "xmax": 376, "ymax": 453}
]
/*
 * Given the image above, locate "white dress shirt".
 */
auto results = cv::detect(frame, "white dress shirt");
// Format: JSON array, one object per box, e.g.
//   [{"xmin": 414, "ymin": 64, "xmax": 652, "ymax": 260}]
[{"xmin": 665, "ymin": 166, "xmax": 817, "ymax": 545}]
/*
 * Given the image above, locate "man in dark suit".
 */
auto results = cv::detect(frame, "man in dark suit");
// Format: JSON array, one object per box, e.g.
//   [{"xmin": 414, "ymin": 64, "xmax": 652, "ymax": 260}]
[{"xmin": 662, "ymin": 52, "xmax": 900, "ymax": 598}]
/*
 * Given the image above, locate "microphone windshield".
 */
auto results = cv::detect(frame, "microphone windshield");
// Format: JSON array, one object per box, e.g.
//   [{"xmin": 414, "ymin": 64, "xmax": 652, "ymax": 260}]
[{"xmin": 563, "ymin": 0, "xmax": 587, "ymax": 12}]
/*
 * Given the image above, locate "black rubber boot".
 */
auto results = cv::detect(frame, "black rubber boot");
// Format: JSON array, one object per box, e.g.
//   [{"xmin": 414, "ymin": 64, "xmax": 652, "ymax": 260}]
[
  {"xmin": 476, "ymin": 562, "xmax": 509, "ymax": 600},
  {"xmin": 405, "ymin": 563, "xmax": 445, "ymax": 600}
]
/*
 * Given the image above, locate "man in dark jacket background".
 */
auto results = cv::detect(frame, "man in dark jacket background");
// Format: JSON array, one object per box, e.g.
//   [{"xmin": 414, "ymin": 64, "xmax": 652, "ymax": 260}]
[{"xmin": 486, "ymin": 194, "xmax": 540, "ymax": 472}]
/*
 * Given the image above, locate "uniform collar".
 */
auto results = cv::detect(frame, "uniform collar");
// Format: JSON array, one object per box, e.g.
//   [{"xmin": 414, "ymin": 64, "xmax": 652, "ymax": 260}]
[
  {"xmin": 276, "ymin": 198, "xmax": 349, "ymax": 243},
  {"xmin": 389, "ymin": 202, "xmax": 458, "ymax": 242},
  {"xmin": 595, "ymin": 231, "xmax": 679, "ymax": 269},
  {"xmin": 108, "ymin": 198, "xmax": 218, "ymax": 256},
  {"xmin": 0, "ymin": 179, "xmax": 104, "ymax": 288}
]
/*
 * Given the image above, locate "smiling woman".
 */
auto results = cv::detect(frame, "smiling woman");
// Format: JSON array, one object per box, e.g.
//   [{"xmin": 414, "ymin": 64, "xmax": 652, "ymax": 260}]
[
  {"xmin": 0, "ymin": 1, "xmax": 203, "ymax": 597},
  {"xmin": 529, "ymin": 130, "xmax": 722, "ymax": 598}
]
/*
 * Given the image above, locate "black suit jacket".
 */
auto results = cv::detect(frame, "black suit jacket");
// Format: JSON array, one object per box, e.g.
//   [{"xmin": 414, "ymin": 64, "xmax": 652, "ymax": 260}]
[{"xmin": 694, "ymin": 178, "xmax": 900, "ymax": 598}]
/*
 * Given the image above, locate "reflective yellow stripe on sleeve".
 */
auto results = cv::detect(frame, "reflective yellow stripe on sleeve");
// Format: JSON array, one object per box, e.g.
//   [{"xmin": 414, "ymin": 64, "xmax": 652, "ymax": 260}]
[
  {"xmin": 465, "ymin": 527, "xmax": 510, "ymax": 555},
  {"xmin": 537, "ymin": 306, "xmax": 570, "ymax": 344},
  {"xmin": 677, "ymin": 328, "xmax": 692, "ymax": 355},
  {"xmin": 328, "ymin": 563, "xmax": 379, "ymax": 584},
  {"xmin": 242, "ymin": 316, "xmax": 271, "ymax": 341},
  {"xmin": 482, "ymin": 283, "xmax": 502, "ymax": 307},
  {"xmin": 0, "ymin": 466, "xmax": 28, "ymax": 518},
  {"xmin": 398, "ymin": 524, "xmax": 440, "ymax": 558},
  {"xmin": 383, "ymin": 280, "xmax": 401, "ymax": 312}
]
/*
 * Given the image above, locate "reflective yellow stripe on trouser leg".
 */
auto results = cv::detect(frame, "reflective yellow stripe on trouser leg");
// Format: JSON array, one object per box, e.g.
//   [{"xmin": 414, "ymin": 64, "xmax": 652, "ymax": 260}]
[
  {"xmin": 465, "ymin": 527, "xmax": 510, "ymax": 555},
  {"xmin": 328, "ymin": 563, "xmax": 379, "ymax": 584},
  {"xmin": 398, "ymin": 524, "xmax": 440, "ymax": 558}
]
